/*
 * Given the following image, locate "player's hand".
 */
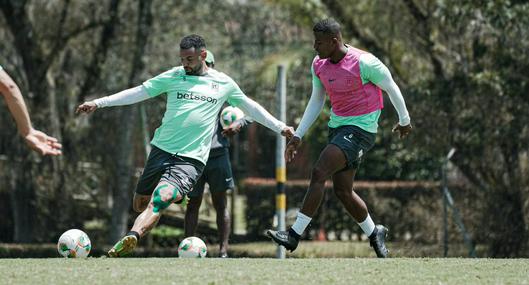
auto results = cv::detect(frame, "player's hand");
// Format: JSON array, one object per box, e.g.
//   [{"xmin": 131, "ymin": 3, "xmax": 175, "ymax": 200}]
[
  {"xmin": 24, "ymin": 129, "xmax": 62, "ymax": 156},
  {"xmin": 392, "ymin": 123, "xmax": 412, "ymax": 139},
  {"xmin": 222, "ymin": 121, "xmax": 243, "ymax": 137},
  {"xmin": 285, "ymin": 136, "xmax": 301, "ymax": 163},
  {"xmin": 75, "ymin": 101, "xmax": 98, "ymax": 114},
  {"xmin": 281, "ymin": 126, "xmax": 295, "ymax": 141}
]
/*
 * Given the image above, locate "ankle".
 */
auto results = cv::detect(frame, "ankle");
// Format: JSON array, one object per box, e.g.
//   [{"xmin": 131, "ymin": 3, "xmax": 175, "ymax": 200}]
[
  {"xmin": 127, "ymin": 231, "xmax": 140, "ymax": 240},
  {"xmin": 368, "ymin": 227, "xmax": 378, "ymax": 239},
  {"xmin": 288, "ymin": 228, "xmax": 301, "ymax": 240}
]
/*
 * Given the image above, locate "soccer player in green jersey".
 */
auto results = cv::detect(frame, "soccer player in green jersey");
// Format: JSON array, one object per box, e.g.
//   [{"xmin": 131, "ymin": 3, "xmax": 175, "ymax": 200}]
[
  {"xmin": 184, "ymin": 50, "xmax": 251, "ymax": 258},
  {"xmin": 0, "ymin": 65, "xmax": 62, "ymax": 156},
  {"xmin": 267, "ymin": 19, "xmax": 412, "ymax": 258},
  {"xmin": 76, "ymin": 34, "xmax": 294, "ymax": 257}
]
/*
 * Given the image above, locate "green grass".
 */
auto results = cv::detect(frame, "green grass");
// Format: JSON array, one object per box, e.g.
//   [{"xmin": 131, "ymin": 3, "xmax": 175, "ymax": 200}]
[
  {"xmin": 0, "ymin": 258, "xmax": 528, "ymax": 285},
  {"xmin": 0, "ymin": 240, "xmax": 488, "ymax": 258},
  {"xmin": 218, "ymin": 241, "xmax": 488, "ymax": 258}
]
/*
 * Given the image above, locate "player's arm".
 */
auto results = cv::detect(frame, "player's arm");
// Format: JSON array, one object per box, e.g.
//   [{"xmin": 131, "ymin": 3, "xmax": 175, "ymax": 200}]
[
  {"xmin": 0, "ymin": 68, "xmax": 62, "ymax": 155},
  {"xmin": 0, "ymin": 68, "xmax": 33, "ymax": 137},
  {"xmin": 361, "ymin": 54, "xmax": 412, "ymax": 138},
  {"xmin": 236, "ymin": 96, "xmax": 293, "ymax": 137},
  {"xmin": 226, "ymin": 77, "xmax": 293, "ymax": 138},
  {"xmin": 284, "ymin": 67, "xmax": 326, "ymax": 162},
  {"xmin": 236, "ymin": 116, "xmax": 253, "ymax": 127},
  {"xmin": 76, "ymin": 86, "xmax": 150, "ymax": 114},
  {"xmin": 293, "ymin": 82, "xmax": 326, "ymax": 139}
]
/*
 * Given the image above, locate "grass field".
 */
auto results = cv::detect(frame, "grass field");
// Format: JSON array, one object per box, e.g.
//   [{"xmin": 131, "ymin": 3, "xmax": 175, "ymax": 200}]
[{"xmin": 1, "ymin": 258, "xmax": 528, "ymax": 285}]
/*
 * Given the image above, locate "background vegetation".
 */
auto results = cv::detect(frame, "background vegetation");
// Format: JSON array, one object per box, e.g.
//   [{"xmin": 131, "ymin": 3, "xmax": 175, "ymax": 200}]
[{"xmin": 0, "ymin": 0, "xmax": 527, "ymax": 258}]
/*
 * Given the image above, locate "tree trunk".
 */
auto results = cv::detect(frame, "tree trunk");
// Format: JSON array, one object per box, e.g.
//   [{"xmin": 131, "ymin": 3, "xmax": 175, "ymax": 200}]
[
  {"xmin": 9, "ymin": 156, "xmax": 36, "ymax": 243},
  {"xmin": 1, "ymin": 0, "xmax": 49, "ymax": 242},
  {"xmin": 108, "ymin": 0, "xmax": 153, "ymax": 243},
  {"xmin": 109, "ymin": 106, "xmax": 137, "ymax": 243}
]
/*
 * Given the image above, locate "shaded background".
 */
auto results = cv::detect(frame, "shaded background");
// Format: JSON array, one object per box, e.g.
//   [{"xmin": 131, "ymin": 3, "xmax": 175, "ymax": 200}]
[{"xmin": 0, "ymin": 0, "xmax": 527, "ymax": 258}]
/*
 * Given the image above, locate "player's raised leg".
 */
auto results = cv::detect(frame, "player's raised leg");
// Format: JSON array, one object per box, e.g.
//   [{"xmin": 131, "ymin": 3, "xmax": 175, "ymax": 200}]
[
  {"xmin": 332, "ymin": 168, "xmax": 388, "ymax": 258},
  {"xmin": 108, "ymin": 181, "xmax": 183, "ymax": 257},
  {"xmin": 267, "ymin": 144, "xmax": 346, "ymax": 251}
]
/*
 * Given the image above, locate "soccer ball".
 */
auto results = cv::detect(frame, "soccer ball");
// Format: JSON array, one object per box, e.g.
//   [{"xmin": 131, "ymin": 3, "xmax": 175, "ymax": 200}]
[
  {"xmin": 178, "ymin": 237, "xmax": 207, "ymax": 258},
  {"xmin": 220, "ymin": 106, "xmax": 244, "ymax": 129},
  {"xmin": 57, "ymin": 229, "xmax": 91, "ymax": 258}
]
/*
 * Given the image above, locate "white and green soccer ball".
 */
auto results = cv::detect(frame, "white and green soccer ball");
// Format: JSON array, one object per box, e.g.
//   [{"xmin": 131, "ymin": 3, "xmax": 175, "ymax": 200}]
[
  {"xmin": 57, "ymin": 229, "xmax": 91, "ymax": 258},
  {"xmin": 220, "ymin": 106, "xmax": 244, "ymax": 129},
  {"xmin": 178, "ymin": 237, "xmax": 207, "ymax": 258}
]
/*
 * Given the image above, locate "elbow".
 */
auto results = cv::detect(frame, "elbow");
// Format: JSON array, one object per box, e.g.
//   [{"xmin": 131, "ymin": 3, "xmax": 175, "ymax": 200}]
[{"xmin": 3, "ymin": 83, "xmax": 21, "ymax": 96}]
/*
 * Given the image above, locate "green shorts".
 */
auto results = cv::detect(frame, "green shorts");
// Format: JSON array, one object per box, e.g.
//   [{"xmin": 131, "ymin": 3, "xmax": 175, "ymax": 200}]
[
  {"xmin": 187, "ymin": 150, "xmax": 234, "ymax": 198},
  {"xmin": 328, "ymin": 125, "xmax": 376, "ymax": 170}
]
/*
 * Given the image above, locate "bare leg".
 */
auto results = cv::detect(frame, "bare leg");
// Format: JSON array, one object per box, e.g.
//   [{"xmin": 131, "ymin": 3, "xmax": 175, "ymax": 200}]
[
  {"xmin": 332, "ymin": 168, "xmax": 368, "ymax": 222},
  {"xmin": 300, "ymin": 144, "xmax": 348, "ymax": 217},
  {"xmin": 184, "ymin": 195, "xmax": 203, "ymax": 237},
  {"xmin": 266, "ymin": 144, "xmax": 348, "ymax": 252},
  {"xmin": 211, "ymin": 191, "xmax": 230, "ymax": 256},
  {"xmin": 131, "ymin": 181, "xmax": 183, "ymax": 238}
]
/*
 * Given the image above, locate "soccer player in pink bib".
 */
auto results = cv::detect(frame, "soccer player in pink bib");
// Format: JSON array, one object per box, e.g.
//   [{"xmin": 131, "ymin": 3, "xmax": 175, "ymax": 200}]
[{"xmin": 267, "ymin": 19, "xmax": 412, "ymax": 258}]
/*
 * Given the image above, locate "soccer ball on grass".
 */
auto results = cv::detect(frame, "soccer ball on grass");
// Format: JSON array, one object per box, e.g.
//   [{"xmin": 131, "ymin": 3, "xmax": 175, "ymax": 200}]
[
  {"xmin": 57, "ymin": 229, "xmax": 91, "ymax": 258},
  {"xmin": 178, "ymin": 236, "xmax": 207, "ymax": 258}
]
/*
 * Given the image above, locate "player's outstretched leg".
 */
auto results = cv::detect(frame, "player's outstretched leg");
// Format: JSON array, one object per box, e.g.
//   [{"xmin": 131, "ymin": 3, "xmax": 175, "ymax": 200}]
[
  {"xmin": 369, "ymin": 225, "xmax": 389, "ymax": 258},
  {"xmin": 268, "ymin": 144, "xmax": 346, "ymax": 252},
  {"xmin": 109, "ymin": 182, "xmax": 182, "ymax": 257}
]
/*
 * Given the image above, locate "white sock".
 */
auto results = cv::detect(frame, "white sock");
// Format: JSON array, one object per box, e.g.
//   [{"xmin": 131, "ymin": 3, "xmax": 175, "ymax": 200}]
[
  {"xmin": 291, "ymin": 212, "xmax": 312, "ymax": 236},
  {"xmin": 358, "ymin": 214, "xmax": 376, "ymax": 236}
]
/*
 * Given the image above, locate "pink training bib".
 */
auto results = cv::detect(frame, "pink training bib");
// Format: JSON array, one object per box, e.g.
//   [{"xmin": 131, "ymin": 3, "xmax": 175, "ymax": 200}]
[{"xmin": 313, "ymin": 47, "xmax": 383, "ymax": 116}]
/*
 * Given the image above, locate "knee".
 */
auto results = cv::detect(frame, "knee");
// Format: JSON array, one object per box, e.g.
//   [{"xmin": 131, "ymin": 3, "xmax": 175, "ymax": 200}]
[
  {"xmin": 152, "ymin": 183, "xmax": 180, "ymax": 213},
  {"xmin": 334, "ymin": 187, "xmax": 352, "ymax": 200},
  {"xmin": 186, "ymin": 196, "xmax": 202, "ymax": 211},
  {"xmin": 310, "ymin": 166, "xmax": 328, "ymax": 183}
]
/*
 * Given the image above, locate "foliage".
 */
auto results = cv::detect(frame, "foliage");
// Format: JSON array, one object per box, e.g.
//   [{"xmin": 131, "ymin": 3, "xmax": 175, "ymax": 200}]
[{"xmin": 0, "ymin": 0, "xmax": 528, "ymax": 258}]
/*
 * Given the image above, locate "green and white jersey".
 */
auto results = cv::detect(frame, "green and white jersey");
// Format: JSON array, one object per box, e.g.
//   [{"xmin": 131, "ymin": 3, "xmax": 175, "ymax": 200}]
[{"xmin": 142, "ymin": 66, "xmax": 247, "ymax": 164}]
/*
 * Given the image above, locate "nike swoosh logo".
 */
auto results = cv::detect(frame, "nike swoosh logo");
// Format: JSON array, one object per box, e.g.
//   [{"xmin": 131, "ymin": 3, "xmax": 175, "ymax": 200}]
[
  {"xmin": 343, "ymin": 135, "xmax": 352, "ymax": 143},
  {"xmin": 225, "ymin": 178, "xmax": 233, "ymax": 182}
]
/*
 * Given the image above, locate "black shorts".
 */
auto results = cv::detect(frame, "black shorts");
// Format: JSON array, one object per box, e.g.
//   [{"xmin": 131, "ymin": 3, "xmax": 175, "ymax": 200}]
[
  {"xmin": 135, "ymin": 145, "xmax": 205, "ymax": 197},
  {"xmin": 328, "ymin": 125, "xmax": 376, "ymax": 170},
  {"xmin": 187, "ymin": 150, "xmax": 234, "ymax": 198}
]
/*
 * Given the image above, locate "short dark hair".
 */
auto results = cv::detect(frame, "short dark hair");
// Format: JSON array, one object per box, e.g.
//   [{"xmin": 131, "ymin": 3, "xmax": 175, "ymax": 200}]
[
  {"xmin": 313, "ymin": 18, "xmax": 341, "ymax": 37},
  {"xmin": 180, "ymin": 34, "xmax": 206, "ymax": 50}
]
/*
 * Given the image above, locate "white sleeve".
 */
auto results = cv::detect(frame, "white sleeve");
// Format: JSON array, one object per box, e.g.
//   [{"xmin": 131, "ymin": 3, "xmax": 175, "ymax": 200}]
[
  {"xmin": 236, "ymin": 97, "xmax": 286, "ymax": 134},
  {"xmin": 294, "ymin": 83, "xmax": 326, "ymax": 138},
  {"xmin": 93, "ymin": 86, "xmax": 150, "ymax": 108},
  {"xmin": 374, "ymin": 75, "xmax": 411, "ymax": 126}
]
